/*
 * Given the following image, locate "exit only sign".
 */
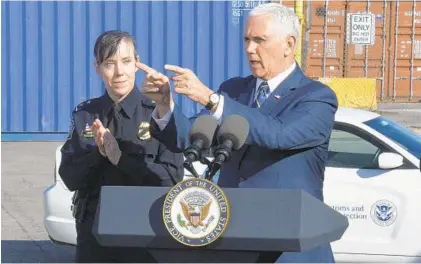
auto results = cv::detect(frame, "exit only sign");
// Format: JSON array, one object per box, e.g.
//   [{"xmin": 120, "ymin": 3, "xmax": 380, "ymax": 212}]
[{"xmin": 346, "ymin": 13, "xmax": 376, "ymax": 45}]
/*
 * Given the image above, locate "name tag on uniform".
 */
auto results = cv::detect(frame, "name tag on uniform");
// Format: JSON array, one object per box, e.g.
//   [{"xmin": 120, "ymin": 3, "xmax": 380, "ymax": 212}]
[{"xmin": 137, "ymin": 122, "xmax": 151, "ymax": 141}]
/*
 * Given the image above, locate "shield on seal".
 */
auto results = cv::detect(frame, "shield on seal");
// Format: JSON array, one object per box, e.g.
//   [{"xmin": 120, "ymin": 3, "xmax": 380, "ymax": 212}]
[{"xmin": 190, "ymin": 213, "xmax": 200, "ymax": 227}]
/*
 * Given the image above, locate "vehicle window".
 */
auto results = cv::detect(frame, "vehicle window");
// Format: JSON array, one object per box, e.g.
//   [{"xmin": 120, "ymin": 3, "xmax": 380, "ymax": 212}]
[
  {"xmin": 364, "ymin": 116, "xmax": 421, "ymax": 159},
  {"xmin": 328, "ymin": 128, "xmax": 382, "ymax": 169}
]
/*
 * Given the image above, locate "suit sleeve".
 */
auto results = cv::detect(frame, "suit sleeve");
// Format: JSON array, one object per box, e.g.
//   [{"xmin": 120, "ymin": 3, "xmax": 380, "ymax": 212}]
[
  {"xmin": 151, "ymin": 107, "xmax": 211, "ymax": 153},
  {"xmin": 58, "ymin": 110, "xmax": 107, "ymax": 191},
  {"xmin": 221, "ymin": 84, "xmax": 338, "ymax": 150},
  {"xmin": 116, "ymin": 141, "xmax": 184, "ymax": 186}
]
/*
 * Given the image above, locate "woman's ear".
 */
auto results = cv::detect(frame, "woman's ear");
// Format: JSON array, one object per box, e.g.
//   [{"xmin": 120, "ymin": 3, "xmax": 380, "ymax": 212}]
[{"xmin": 94, "ymin": 60, "xmax": 101, "ymax": 76}]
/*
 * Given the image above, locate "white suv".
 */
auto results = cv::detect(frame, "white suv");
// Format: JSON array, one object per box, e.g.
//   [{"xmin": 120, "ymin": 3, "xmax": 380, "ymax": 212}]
[{"xmin": 44, "ymin": 108, "xmax": 421, "ymax": 262}]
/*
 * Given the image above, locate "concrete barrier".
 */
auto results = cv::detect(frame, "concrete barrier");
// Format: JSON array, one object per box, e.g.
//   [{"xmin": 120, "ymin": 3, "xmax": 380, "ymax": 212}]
[{"xmin": 319, "ymin": 78, "xmax": 377, "ymax": 110}]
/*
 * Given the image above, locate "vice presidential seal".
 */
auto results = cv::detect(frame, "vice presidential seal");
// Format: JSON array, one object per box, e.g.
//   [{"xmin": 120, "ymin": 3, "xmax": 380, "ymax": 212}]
[{"xmin": 163, "ymin": 178, "xmax": 230, "ymax": 247}]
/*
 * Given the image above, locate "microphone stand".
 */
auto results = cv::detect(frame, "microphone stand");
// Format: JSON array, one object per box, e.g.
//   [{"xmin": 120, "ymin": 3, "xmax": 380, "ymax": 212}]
[
  {"xmin": 204, "ymin": 161, "xmax": 221, "ymax": 181},
  {"xmin": 200, "ymin": 155, "xmax": 212, "ymax": 167},
  {"xmin": 191, "ymin": 151, "xmax": 214, "ymax": 180},
  {"xmin": 184, "ymin": 148, "xmax": 226, "ymax": 181},
  {"xmin": 204, "ymin": 147, "xmax": 228, "ymax": 181},
  {"xmin": 200, "ymin": 156, "xmax": 219, "ymax": 181},
  {"xmin": 183, "ymin": 158, "xmax": 200, "ymax": 178},
  {"xmin": 205, "ymin": 149, "xmax": 226, "ymax": 181},
  {"xmin": 183, "ymin": 150, "xmax": 213, "ymax": 179}
]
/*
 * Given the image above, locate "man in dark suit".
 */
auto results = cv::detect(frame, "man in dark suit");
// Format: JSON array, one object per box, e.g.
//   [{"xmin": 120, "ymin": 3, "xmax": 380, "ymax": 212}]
[{"xmin": 139, "ymin": 3, "xmax": 338, "ymax": 262}]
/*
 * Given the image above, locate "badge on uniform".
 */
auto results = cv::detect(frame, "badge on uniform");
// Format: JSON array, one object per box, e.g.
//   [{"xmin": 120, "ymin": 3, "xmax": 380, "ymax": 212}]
[
  {"xmin": 137, "ymin": 122, "xmax": 151, "ymax": 141},
  {"xmin": 81, "ymin": 123, "xmax": 94, "ymax": 138}
]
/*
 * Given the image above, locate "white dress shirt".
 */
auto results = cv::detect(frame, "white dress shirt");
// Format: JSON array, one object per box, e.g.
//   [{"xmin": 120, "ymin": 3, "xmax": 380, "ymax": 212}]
[{"xmin": 152, "ymin": 62, "xmax": 296, "ymax": 130}]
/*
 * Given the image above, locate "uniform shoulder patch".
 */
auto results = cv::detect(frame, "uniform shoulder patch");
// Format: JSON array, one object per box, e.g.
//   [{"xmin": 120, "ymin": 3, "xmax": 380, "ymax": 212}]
[
  {"xmin": 73, "ymin": 97, "xmax": 103, "ymax": 113},
  {"xmin": 74, "ymin": 100, "xmax": 92, "ymax": 113}
]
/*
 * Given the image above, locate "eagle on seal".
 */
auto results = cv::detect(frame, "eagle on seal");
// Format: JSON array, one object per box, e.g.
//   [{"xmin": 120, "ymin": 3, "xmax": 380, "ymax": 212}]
[{"xmin": 180, "ymin": 200, "xmax": 212, "ymax": 228}]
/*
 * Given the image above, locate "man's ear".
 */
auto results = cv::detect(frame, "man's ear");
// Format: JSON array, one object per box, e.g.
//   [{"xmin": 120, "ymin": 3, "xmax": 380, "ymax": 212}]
[
  {"xmin": 94, "ymin": 60, "xmax": 101, "ymax": 76},
  {"xmin": 284, "ymin": 35, "xmax": 297, "ymax": 57}
]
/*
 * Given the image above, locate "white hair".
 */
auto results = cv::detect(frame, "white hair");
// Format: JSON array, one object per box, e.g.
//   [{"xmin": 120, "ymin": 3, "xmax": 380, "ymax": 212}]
[{"xmin": 249, "ymin": 3, "xmax": 300, "ymax": 41}]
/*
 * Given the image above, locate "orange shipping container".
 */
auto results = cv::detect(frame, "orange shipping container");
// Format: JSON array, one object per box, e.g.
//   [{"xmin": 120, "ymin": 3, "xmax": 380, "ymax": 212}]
[{"xmin": 302, "ymin": 0, "xmax": 421, "ymax": 102}]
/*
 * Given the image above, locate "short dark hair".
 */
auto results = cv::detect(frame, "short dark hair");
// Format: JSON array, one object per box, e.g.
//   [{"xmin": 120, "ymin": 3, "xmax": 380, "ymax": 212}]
[{"xmin": 93, "ymin": 30, "xmax": 137, "ymax": 65}]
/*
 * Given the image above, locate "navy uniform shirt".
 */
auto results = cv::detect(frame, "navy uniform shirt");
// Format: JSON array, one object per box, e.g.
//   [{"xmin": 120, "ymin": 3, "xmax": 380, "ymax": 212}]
[{"xmin": 59, "ymin": 87, "xmax": 184, "ymax": 196}]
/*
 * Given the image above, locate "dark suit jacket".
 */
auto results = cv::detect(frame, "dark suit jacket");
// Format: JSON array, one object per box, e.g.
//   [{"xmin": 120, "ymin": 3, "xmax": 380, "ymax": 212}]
[
  {"xmin": 157, "ymin": 65, "xmax": 338, "ymax": 201},
  {"xmin": 154, "ymin": 65, "xmax": 338, "ymax": 262}
]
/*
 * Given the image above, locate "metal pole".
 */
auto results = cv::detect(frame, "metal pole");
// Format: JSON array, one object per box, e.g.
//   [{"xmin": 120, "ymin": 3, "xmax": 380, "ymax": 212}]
[
  {"xmin": 294, "ymin": 0, "xmax": 304, "ymax": 67},
  {"xmin": 302, "ymin": 0, "xmax": 312, "ymax": 72},
  {"xmin": 322, "ymin": 0, "xmax": 329, "ymax": 78},
  {"xmin": 365, "ymin": 0, "xmax": 370, "ymax": 77},
  {"xmin": 409, "ymin": 0, "xmax": 416, "ymax": 100},
  {"xmin": 343, "ymin": 0, "xmax": 349, "ymax": 78},
  {"xmin": 393, "ymin": 0, "xmax": 399, "ymax": 100},
  {"xmin": 380, "ymin": 0, "xmax": 387, "ymax": 100}
]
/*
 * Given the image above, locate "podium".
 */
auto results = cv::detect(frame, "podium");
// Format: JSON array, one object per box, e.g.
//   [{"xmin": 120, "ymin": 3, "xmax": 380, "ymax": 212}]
[{"xmin": 93, "ymin": 186, "xmax": 348, "ymax": 263}]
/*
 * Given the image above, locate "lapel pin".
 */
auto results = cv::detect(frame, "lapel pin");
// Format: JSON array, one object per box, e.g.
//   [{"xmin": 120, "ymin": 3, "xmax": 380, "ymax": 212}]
[{"xmin": 274, "ymin": 94, "xmax": 281, "ymax": 99}]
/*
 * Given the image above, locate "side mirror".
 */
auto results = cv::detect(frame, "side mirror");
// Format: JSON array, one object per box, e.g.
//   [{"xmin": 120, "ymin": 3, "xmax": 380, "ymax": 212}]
[{"xmin": 378, "ymin": 152, "xmax": 404, "ymax": 170}]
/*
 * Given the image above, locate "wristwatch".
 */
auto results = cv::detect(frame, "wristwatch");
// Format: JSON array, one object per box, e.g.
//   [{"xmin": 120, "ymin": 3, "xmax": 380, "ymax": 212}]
[{"xmin": 205, "ymin": 93, "xmax": 220, "ymax": 110}]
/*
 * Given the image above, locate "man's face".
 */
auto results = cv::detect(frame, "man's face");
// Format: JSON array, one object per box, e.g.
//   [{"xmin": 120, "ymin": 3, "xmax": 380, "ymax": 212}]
[
  {"xmin": 244, "ymin": 15, "xmax": 294, "ymax": 80},
  {"xmin": 96, "ymin": 39, "xmax": 138, "ymax": 101}
]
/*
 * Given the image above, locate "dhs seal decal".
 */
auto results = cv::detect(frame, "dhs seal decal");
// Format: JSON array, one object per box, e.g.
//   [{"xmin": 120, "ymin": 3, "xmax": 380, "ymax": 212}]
[
  {"xmin": 163, "ymin": 178, "xmax": 230, "ymax": 247},
  {"xmin": 370, "ymin": 200, "xmax": 397, "ymax": 227}
]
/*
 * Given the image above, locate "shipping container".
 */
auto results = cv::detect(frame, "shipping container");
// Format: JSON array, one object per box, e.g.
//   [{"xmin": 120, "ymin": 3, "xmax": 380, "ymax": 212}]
[
  {"xmin": 2, "ymin": 1, "xmax": 420, "ymax": 141},
  {"xmin": 304, "ymin": 0, "xmax": 421, "ymax": 102},
  {"xmin": 1, "ymin": 0, "xmax": 272, "ymax": 140}
]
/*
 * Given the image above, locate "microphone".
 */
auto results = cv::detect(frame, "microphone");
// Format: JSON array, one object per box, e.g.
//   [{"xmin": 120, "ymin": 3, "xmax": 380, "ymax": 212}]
[
  {"xmin": 184, "ymin": 115, "xmax": 219, "ymax": 178},
  {"xmin": 205, "ymin": 115, "xmax": 249, "ymax": 180}
]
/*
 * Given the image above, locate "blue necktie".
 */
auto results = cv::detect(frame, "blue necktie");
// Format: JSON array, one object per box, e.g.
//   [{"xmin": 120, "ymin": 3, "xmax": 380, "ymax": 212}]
[{"xmin": 252, "ymin": 81, "xmax": 270, "ymax": 108}]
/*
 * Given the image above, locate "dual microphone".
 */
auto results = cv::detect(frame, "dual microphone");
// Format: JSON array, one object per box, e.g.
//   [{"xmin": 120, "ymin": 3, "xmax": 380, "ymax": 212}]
[{"xmin": 183, "ymin": 114, "xmax": 250, "ymax": 181}]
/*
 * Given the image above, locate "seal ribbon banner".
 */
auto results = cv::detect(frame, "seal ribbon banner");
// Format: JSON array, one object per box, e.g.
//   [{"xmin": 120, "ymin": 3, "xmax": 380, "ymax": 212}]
[{"xmin": 162, "ymin": 178, "xmax": 230, "ymax": 247}]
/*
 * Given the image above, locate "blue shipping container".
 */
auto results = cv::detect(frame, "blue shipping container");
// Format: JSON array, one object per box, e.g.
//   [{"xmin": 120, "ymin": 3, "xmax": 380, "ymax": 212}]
[{"xmin": 1, "ymin": 1, "xmax": 270, "ymax": 141}]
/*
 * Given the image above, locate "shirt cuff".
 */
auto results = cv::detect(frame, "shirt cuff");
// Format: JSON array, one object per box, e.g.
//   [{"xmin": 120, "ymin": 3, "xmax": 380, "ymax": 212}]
[
  {"xmin": 151, "ymin": 101, "xmax": 174, "ymax": 131},
  {"xmin": 212, "ymin": 95, "xmax": 224, "ymax": 121}
]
